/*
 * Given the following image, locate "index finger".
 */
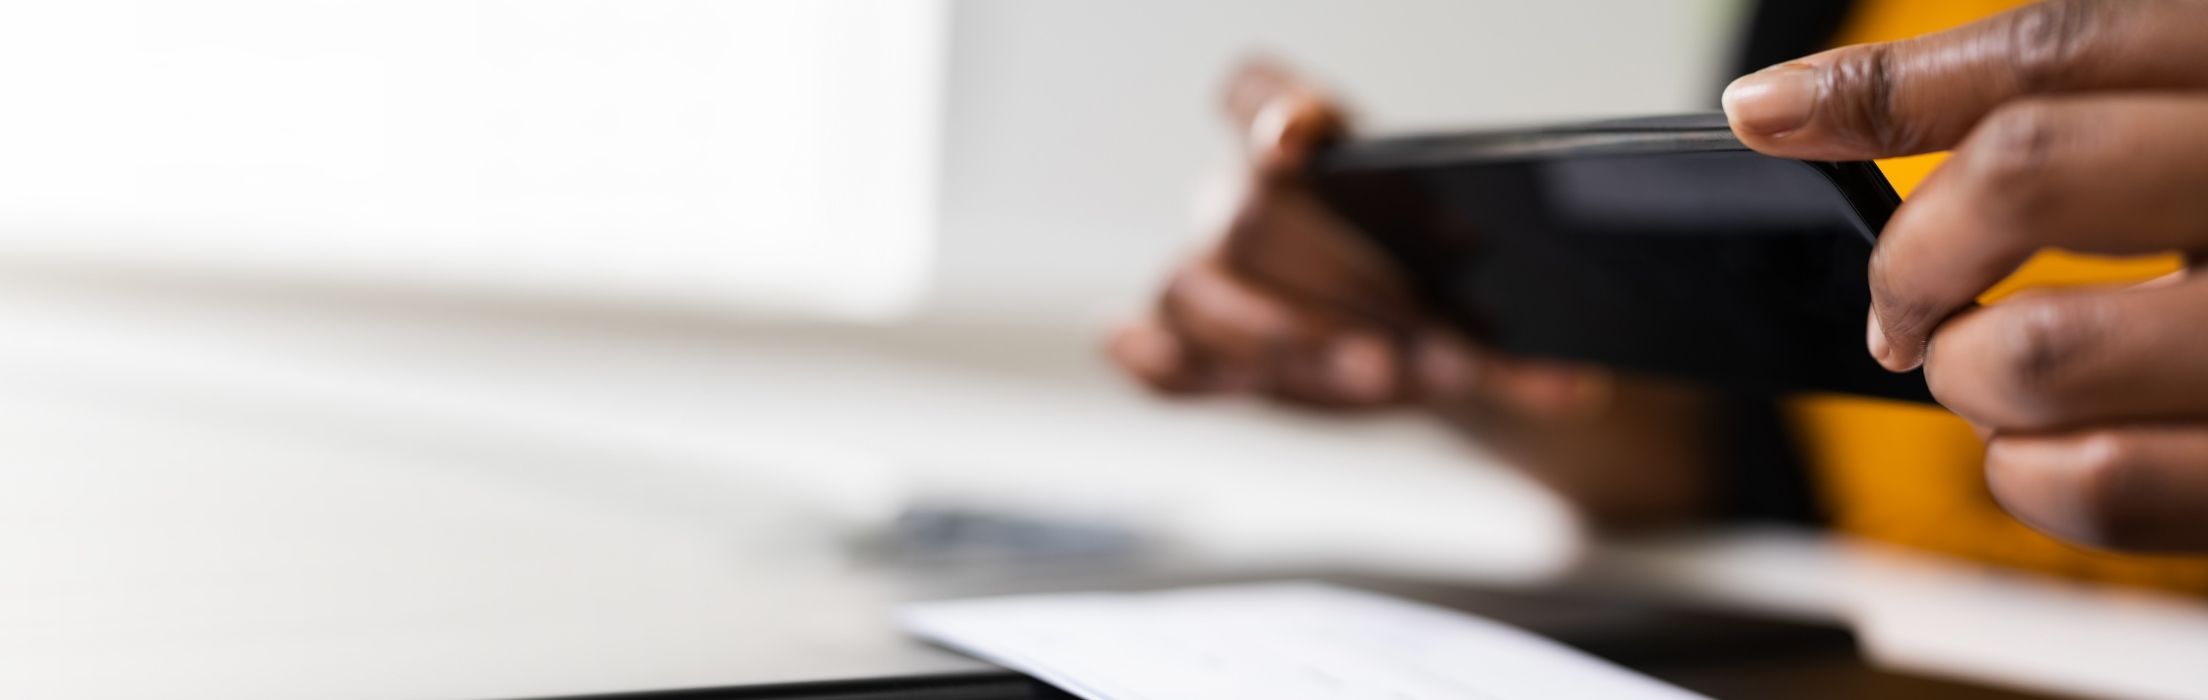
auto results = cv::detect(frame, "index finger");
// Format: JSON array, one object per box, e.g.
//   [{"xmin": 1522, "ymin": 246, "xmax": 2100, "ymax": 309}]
[{"xmin": 1722, "ymin": 0, "xmax": 2208, "ymax": 161}]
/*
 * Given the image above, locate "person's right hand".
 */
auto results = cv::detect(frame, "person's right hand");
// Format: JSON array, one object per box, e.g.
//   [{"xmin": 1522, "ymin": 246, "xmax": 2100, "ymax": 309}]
[
  {"xmin": 1722, "ymin": 0, "xmax": 2208, "ymax": 550},
  {"xmin": 1107, "ymin": 61, "xmax": 1604, "ymax": 416}
]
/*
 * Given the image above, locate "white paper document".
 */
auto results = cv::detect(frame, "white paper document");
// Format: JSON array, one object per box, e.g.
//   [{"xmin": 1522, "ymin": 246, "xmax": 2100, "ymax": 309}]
[{"xmin": 900, "ymin": 582, "xmax": 1709, "ymax": 700}]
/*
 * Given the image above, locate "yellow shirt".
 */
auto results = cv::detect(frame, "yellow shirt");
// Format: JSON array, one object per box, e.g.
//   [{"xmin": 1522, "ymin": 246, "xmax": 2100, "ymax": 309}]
[{"xmin": 1788, "ymin": 0, "xmax": 2208, "ymax": 592}]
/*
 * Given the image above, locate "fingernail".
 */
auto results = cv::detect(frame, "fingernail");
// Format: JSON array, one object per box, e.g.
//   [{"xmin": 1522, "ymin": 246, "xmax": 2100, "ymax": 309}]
[
  {"xmin": 1866, "ymin": 310, "xmax": 1890, "ymax": 365},
  {"xmin": 1722, "ymin": 63, "xmax": 1818, "ymax": 136},
  {"xmin": 1247, "ymin": 96, "xmax": 1295, "ymax": 154}
]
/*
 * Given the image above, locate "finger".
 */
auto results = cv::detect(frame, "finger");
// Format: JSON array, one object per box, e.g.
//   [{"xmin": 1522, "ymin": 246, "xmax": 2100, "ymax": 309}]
[
  {"xmin": 1481, "ymin": 355, "xmax": 1614, "ymax": 419},
  {"xmin": 1220, "ymin": 58, "xmax": 1348, "ymax": 173},
  {"xmin": 1926, "ymin": 278, "xmax": 2208, "ymax": 430},
  {"xmin": 1723, "ymin": 0, "xmax": 2208, "ymax": 160},
  {"xmin": 1865, "ymin": 95, "xmax": 2208, "ymax": 371},
  {"xmin": 1157, "ymin": 254, "xmax": 1404, "ymax": 405},
  {"xmin": 1270, "ymin": 329, "xmax": 1405, "ymax": 408},
  {"xmin": 1405, "ymin": 330, "xmax": 1483, "ymax": 403},
  {"xmin": 1220, "ymin": 179, "xmax": 1417, "ymax": 324},
  {"xmin": 1107, "ymin": 318, "xmax": 1213, "ymax": 395},
  {"xmin": 1405, "ymin": 330, "xmax": 1612, "ymax": 417},
  {"xmin": 1986, "ymin": 425, "xmax": 2208, "ymax": 552},
  {"xmin": 1158, "ymin": 253, "xmax": 1328, "ymax": 365}
]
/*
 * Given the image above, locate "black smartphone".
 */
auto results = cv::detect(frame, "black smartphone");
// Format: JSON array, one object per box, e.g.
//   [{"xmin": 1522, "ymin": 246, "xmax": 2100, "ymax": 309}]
[{"xmin": 1309, "ymin": 113, "xmax": 1933, "ymax": 403}]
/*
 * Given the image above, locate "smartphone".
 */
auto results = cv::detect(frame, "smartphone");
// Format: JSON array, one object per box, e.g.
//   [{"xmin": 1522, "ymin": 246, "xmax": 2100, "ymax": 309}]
[{"xmin": 1309, "ymin": 113, "xmax": 1934, "ymax": 403}]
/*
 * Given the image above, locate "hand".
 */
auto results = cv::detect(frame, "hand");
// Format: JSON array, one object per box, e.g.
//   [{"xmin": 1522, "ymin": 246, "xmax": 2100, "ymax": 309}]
[
  {"xmin": 1108, "ymin": 60, "xmax": 1601, "ymax": 413},
  {"xmin": 1111, "ymin": 60, "xmax": 1719, "ymax": 526},
  {"xmin": 1724, "ymin": 0, "xmax": 2208, "ymax": 551}
]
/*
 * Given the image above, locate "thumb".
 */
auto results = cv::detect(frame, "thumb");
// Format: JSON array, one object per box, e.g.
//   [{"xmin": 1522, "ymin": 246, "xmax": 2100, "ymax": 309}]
[{"xmin": 1221, "ymin": 58, "xmax": 1347, "ymax": 174}]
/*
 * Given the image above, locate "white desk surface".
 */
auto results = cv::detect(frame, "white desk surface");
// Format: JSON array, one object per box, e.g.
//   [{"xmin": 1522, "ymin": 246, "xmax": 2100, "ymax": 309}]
[
  {"xmin": 0, "ymin": 273, "xmax": 1568, "ymax": 699},
  {"xmin": 5, "ymin": 274, "xmax": 2206, "ymax": 700}
]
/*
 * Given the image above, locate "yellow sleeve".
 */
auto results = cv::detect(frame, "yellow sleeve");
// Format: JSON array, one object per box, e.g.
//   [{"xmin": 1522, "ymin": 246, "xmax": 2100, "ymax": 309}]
[{"xmin": 1783, "ymin": 0, "xmax": 2208, "ymax": 593}]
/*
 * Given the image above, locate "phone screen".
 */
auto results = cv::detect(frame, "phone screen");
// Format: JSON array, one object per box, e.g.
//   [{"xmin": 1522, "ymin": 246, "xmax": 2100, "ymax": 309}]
[{"xmin": 1311, "ymin": 120, "xmax": 1933, "ymax": 403}]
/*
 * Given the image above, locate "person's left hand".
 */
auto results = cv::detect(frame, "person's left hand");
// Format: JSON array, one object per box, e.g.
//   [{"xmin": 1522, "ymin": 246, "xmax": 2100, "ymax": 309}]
[{"xmin": 1722, "ymin": 0, "xmax": 2208, "ymax": 551}]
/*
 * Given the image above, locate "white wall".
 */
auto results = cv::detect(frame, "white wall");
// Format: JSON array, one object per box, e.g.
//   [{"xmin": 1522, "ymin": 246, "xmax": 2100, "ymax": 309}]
[
  {"xmin": 929, "ymin": 0, "xmax": 1744, "ymax": 327},
  {"xmin": 0, "ymin": 0, "xmax": 946, "ymax": 321}
]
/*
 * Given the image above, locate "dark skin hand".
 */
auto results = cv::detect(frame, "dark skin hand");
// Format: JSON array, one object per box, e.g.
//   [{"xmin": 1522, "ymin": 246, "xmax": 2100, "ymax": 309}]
[
  {"xmin": 1120, "ymin": 0, "xmax": 2208, "ymax": 552},
  {"xmin": 1109, "ymin": 62, "xmax": 1719, "ymax": 528},
  {"xmin": 1725, "ymin": 0, "xmax": 2208, "ymax": 552},
  {"xmin": 1731, "ymin": 0, "xmax": 2208, "ymax": 549}
]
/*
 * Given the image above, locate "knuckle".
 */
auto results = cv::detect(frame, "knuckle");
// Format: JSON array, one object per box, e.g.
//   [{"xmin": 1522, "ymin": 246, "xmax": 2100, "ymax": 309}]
[
  {"xmin": 2001, "ymin": 0, "xmax": 2115, "ymax": 92},
  {"xmin": 1960, "ymin": 101, "xmax": 2072, "ymax": 223},
  {"xmin": 1220, "ymin": 187, "xmax": 1274, "ymax": 249},
  {"xmin": 1220, "ymin": 185, "xmax": 1315, "ymax": 269},
  {"xmin": 1171, "ymin": 262, "xmax": 1320, "ymax": 349},
  {"xmin": 1989, "ymin": 296, "xmax": 2105, "ymax": 426},
  {"xmin": 1159, "ymin": 259, "xmax": 1209, "ymax": 309},
  {"xmin": 1820, "ymin": 42, "xmax": 1925, "ymax": 153},
  {"xmin": 2067, "ymin": 431, "xmax": 2153, "ymax": 548},
  {"xmin": 1162, "ymin": 260, "xmax": 1250, "ymax": 335}
]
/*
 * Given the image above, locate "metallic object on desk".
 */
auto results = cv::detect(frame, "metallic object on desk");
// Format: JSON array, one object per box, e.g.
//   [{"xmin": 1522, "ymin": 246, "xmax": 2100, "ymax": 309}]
[{"xmin": 869, "ymin": 504, "xmax": 1152, "ymax": 569}]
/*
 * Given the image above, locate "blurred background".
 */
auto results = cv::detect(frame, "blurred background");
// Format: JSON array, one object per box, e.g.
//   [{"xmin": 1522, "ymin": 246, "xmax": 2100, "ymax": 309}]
[
  {"xmin": 6, "ymin": 2, "xmax": 2199, "ymax": 699},
  {"xmin": 0, "ymin": 0, "xmax": 1734, "ymax": 323}
]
